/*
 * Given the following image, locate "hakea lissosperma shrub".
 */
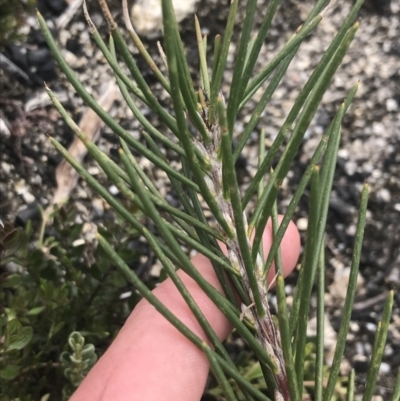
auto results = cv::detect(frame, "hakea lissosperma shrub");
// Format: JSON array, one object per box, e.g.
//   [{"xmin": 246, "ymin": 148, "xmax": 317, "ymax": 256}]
[{"xmin": 29, "ymin": 0, "xmax": 399, "ymax": 399}]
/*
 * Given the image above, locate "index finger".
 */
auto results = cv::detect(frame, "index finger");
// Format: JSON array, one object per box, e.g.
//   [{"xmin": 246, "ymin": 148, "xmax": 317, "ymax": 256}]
[{"xmin": 71, "ymin": 218, "xmax": 300, "ymax": 401}]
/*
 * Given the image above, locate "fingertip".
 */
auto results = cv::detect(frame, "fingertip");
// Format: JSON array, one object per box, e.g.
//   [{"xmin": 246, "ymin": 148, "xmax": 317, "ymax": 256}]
[{"xmin": 263, "ymin": 217, "xmax": 301, "ymax": 284}]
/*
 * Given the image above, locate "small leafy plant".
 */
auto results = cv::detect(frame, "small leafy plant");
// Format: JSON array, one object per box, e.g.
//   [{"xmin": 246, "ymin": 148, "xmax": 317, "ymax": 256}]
[
  {"xmin": 0, "ymin": 205, "xmax": 142, "ymax": 399},
  {"xmin": 25, "ymin": 0, "xmax": 400, "ymax": 399},
  {"xmin": 60, "ymin": 331, "xmax": 98, "ymax": 399}
]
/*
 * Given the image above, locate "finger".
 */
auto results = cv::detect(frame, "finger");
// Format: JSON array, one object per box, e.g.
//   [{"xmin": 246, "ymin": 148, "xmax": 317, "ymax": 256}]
[{"xmin": 71, "ymin": 219, "xmax": 300, "ymax": 401}]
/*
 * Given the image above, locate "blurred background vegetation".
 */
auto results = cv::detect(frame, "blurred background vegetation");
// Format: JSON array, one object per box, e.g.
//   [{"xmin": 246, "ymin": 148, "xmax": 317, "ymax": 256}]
[{"xmin": 0, "ymin": 0, "xmax": 37, "ymax": 47}]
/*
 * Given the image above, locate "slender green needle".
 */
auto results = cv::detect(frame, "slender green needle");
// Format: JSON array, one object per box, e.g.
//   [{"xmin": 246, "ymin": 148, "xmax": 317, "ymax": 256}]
[
  {"xmin": 119, "ymin": 148, "xmax": 235, "ymax": 359},
  {"xmin": 245, "ymin": 0, "xmax": 364, "ymax": 102},
  {"xmin": 323, "ymin": 183, "xmax": 369, "ymax": 401},
  {"xmin": 258, "ymin": 128, "xmax": 266, "ymax": 261},
  {"xmin": 390, "ymin": 369, "xmax": 400, "ymax": 401},
  {"xmin": 272, "ymin": 203, "xmax": 299, "ymax": 401},
  {"xmin": 142, "ymin": 132, "xmax": 204, "ymax": 218},
  {"xmin": 258, "ymin": 128, "xmax": 266, "ymax": 199},
  {"xmin": 241, "ymin": 0, "xmax": 330, "ymax": 107},
  {"xmin": 243, "ymin": 14, "xmax": 322, "ymax": 105},
  {"xmin": 37, "ymin": 14, "xmax": 199, "ymax": 192},
  {"xmin": 111, "ymin": 27, "xmax": 180, "ymax": 134},
  {"xmin": 276, "ymin": 279, "xmax": 299, "ymax": 401},
  {"xmin": 107, "ymin": 36, "xmax": 186, "ymax": 158},
  {"xmin": 209, "ymin": 0, "xmax": 239, "ymax": 123},
  {"xmin": 211, "ymin": 34, "xmax": 221, "ymax": 89},
  {"xmin": 118, "ymin": 139, "xmax": 160, "ymax": 198},
  {"xmin": 176, "ymin": 47, "xmax": 211, "ymax": 143},
  {"xmin": 233, "ymin": 51, "xmax": 295, "ymax": 163},
  {"xmin": 97, "ymin": 233, "xmax": 270, "ymax": 401},
  {"xmin": 249, "ymin": 23, "xmax": 359, "ymax": 263},
  {"xmin": 82, "ymin": 1, "xmax": 152, "ymax": 104},
  {"xmin": 294, "ymin": 165, "xmax": 322, "ymax": 396},
  {"xmin": 121, "ymin": 0, "xmax": 170, "ymax": 92},
  {"xmin": 262, "ymin": 82, "xmax": 359, "ymax": 276},
  {"xmin": 295, "ymin": 103, "xmax": 344, "ymax": 396},
  {"xmin": 315, "ymin": 228, "xmax": 325, "ymax": 401},
  {"xmin": 162, "ymin": 11, "xmax": 211, "ymax": 143},
  {"xmin": 119, "ymin": 140, "xmax": 223, "ymax": 241},
  {"xmin": 226, "ymin": 0, "xmax": 257, "ymax": 138},
  {"xmin": 346, "ymin": 370, "xmax": 355, "ymax": 401},
  {"xmin": 362, "ymin": 291, "xmax": 394, "ymax": 401},
  {"xmin": 219, "ymin": 98, "xmax": 264, "ymax": 317},
  {"xmin": 51, "ymin": 135, "xmax": 261, "ymax": 360},
  {"xmin": 162, "ymin": 0, "xmax": 234, "ymax": 237},
  {"xmin": 195, "ymin": 15, "xmax": 210, "ymax": 94},
  {"xmin": 236, "ymin": 0, "xmax": 280, "ymax": 105},
  {"xmin": 289, "ymin": 84, "xmax": 359, "ymax": 337},
  {"xmin": 97, "ymin": 232, "xmax": 203, "ymax": 343},
  {"xmin": 203, "ymin": 343, "xmax": 238, "ymax": 401},
  {"xmin": 49, "ymin": 97, "xmax": 208, "ymax": 245},
  {"xmin": 180, "ymin": 159, "xmax": 242, "ymax": 306},
  {"xmin": 243, "ymin": 0, "xmax": 364, "ymax": 205}
]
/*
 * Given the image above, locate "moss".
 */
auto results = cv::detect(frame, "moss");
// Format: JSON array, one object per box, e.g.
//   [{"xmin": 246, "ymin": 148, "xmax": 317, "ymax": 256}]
[{"xmin": 0, "ymin": 0, "xmax": 36, "ymax": 47}]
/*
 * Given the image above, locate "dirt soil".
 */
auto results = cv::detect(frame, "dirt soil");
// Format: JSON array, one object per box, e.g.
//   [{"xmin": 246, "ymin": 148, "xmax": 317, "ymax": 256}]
[{"xmin": 0, "ymin": 0, "xmax": 399, "ymax": 397}]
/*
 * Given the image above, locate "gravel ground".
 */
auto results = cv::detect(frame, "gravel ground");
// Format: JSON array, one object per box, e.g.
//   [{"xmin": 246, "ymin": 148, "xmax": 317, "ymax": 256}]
[{"xmin": 0, "ymin": 0, "xmax": 399, "ymax": 397}]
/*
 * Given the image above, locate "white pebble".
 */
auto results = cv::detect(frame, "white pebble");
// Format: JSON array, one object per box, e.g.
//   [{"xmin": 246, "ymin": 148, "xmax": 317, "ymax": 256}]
[
  {"xmin": 386, "ymin": 98, "xmax": 398, "ymax": 112},
  {"xmin": 296, "ymin": 217, "xmax": 308, "ymax": 231},
  {"xmin": 109, "ymin": 185, "xmax": 119, "ymax": 195}
]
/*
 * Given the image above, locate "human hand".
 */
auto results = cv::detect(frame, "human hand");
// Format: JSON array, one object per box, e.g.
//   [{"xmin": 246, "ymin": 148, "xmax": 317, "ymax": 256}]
[{"xmin": 70, "ymin": 217, "xmax": 300, "ymax": 401}]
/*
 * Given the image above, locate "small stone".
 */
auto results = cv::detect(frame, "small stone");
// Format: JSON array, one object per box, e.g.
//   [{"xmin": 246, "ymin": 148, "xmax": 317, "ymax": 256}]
[
  {"xmin": 15, "ymin": 182, "xmax": 35, "ymax": 204},
  {"xmin": 346, "ymin": 224, "xmax": 356, "ymax": 236},
  {"xmin": 92, "ymin": 198, "xmax": 104, "ymax": 217},
  {"xmin": 379, "ymin": 362, "xmax": 391, "ymax": 375},
  {"xmin": 109, "ymin": 185, "xmax": 119, "ymax": 195},
  {"xmin": 386, "ymin": 98, "xmax": 398, "ymax": 112},
  {"xmin": 1, "ymin": 162, "xmax": 12, "ymax": 175},
  {"xmin": 338, "ymin": 148, "xmax": 349, "ymax": 158},
  {"xmin": 76, "ymin": 187, "xmax": 88, "ymax": 199},
  {"xmin": 296, "ymin": 217, "xmax": 308, "ymax": 231},
  {"xmin": 150, "ymin": 261, "xmax": 163, "ymax": 278},
  {"xmin": 366, "ymin": 322, "xmax": 377, "ymax": 332},
  {"xmin": 377, "ymin": 188, "xmax": 391, "ymax": 203},
  {"xmin": 119, "ymin": 291, "xmax": 132, "ymax": 300},
  {"xmin": 72, "ymin": 239, "xmax": 85, "ymax": 247},
  {"xmin": 345, "ymin": 160, "xmax": 357, "ymax": 176},
  {"xmin": 87, "ymin": 166, "xmax": 100, "ymax": 175},
  {"xmin": 329, "ymin": 267, "xmax": 365, "ymax": 302},
  {"xmin": 0, "ymin": 118, "xmax": 11, "ymax": 137},
  {"xmin": 131, "ymin": 0, "xmax": 198, "ymax": 38},
  {"xmin": 22, "ymin": 191, "xmax": 35, "ymax": 204},
  {"xmin": 31, "ymin": 175, "xmax": 42, "ymax": 185}
]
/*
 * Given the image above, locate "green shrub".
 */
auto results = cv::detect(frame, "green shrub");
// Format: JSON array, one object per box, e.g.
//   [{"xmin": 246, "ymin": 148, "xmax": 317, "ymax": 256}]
[{"xmin": 0, "ymin": 204, "xmax": 142, "ymax": 399}]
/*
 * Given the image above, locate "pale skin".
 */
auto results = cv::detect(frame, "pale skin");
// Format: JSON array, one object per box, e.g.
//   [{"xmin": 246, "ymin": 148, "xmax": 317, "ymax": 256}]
[{"xmin": 70, "ymin": 218, "xmax": 300, "ymax": 401}]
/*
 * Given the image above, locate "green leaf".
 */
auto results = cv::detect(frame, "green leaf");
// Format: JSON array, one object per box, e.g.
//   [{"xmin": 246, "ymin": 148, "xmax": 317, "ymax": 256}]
[
  {"xmin": 5, "ymin": 319, "xmax": 21, "ymax": 339},
  {"xmin": 1, "ymin": 274, "xmax": 21, "ymax": 288},
  {"xmin": 7, "ymin": 325, "xmax": 33, "ymax": 351},
  {"xmin": 110, "ymin": 273, "xmax": 127, "ymax": 288},
  {"xmin": 2, "ymin": 227, "xmax": 25, "ymax": 256},
  {"xmin": 0, "ymin": 364, "xmax": 20, "ymax": 380},
  {"xmin": 69, "ymin": 331, "xmax": 85, "ymax": 350},
  {"xmin": 26, "ymin": 306, "xmax": 46, "ymax": 316}
]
